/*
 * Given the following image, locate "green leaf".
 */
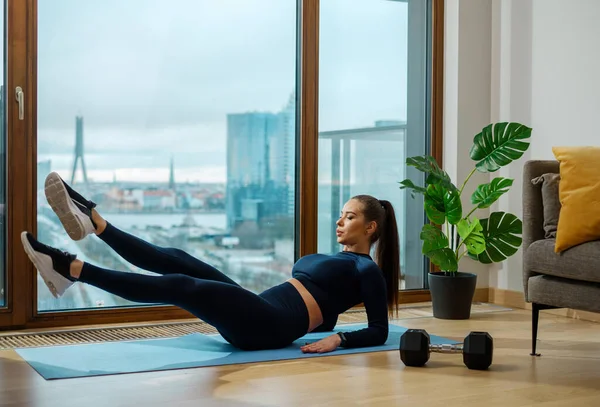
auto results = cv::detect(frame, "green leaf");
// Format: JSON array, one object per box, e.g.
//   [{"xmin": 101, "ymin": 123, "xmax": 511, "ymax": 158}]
[
  {"xmin": 471, "ymin": 177, "xmax": 514, "ymax": 209},
  {"xmin": 424, "ymin": 184, "xmax": 446, "ymax": 225},
  {"xmin": 406, "ymin": 155, "xmax": 458, "ymax": 192},
  {"xmin": 421, "ymin": 224, "xmax": 449, "ymax": 253},
  {"xmin": 443, "ymin": 188, "xmax": 462, "ymax": 225},
  {"xmin": 420, "ymin": 224, "xmax": 458, "ymax": 272},
  {"xmin": 457, "ymin": 217, "xmax": 486, "ymax": 255},
  {"xmin": 424, "ymin": 184, "xmax": 463, "ymax": 225},
  {"xmin": 469, "ymin": 122, "xmax": 532, "ymax": 173},
  {"xmin": 398, "ymin": 179, "xmax": 427, "ymax": 198},
  {"xmin": 468, "ymin": 212, "xmax": 523, "ymax": 264}
]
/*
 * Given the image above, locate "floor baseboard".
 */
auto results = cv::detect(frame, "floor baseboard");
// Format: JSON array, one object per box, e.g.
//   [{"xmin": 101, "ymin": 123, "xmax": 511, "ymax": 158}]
[
  {"xmin": 487, "ymin": 287, "xmax": 600, "ymax": 323},
  {"xmin": 473, "ymin": 287, "xmax": 490, "ymax": 303},
  {"xmin": 488, "ymin": 288, "xmax": 526, "ymax": 309}
]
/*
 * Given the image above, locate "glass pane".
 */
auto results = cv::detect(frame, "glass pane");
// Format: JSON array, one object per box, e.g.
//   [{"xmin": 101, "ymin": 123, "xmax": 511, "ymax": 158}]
[
  {"xmin": 37, "ymin": 1, "xmax": 298, "ymax": 311},
  {"xmin": 0, "ymin": 4, "xmax": 5, "ymax": 308},
  {"xmin": 318, "ymin": 0, "xmax": 430, "ymax": 290}
]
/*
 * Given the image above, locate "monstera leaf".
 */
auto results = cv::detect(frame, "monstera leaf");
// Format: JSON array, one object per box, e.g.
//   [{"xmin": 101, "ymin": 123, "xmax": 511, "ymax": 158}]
[
  {"xmin": 398, "ymin": 179, "xmax": 427, "ymax": 198},
  {"xmin": 471, "ymin": 177, "xmax": 514, "ymax": 209},
  {"xmin": 420, "ymin": 224, "xmax": 458, "ymax": 272},
  {"xmin": 470, "ymin": 123, "xmax": 532, "ymax": 172},
  {"xmin": 457, "ymin": 217, "xmax": 486, "ymax": 255},
  {"xmin": 424, "ymin": 184, "xmax": 463, "ymax": 225},
  {"xmin": 468, "ymin": 211, "xmax": 522, "ymax": 264},
  {"xmin": 405, "ymin": 155, "xmax": 458, "ymax": 192}
]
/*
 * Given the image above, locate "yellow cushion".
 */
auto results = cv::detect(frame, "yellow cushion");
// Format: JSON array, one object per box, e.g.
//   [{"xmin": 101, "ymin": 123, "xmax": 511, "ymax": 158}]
[{"xmin": 552, "ymin": 146, "xmax": 600, "ymax": 252}]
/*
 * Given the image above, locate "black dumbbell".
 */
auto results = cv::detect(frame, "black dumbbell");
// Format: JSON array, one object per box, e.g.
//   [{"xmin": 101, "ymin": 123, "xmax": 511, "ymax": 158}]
[{"xmin": 399, "ymin": 329, "xmax": 493, "ymax": 370}]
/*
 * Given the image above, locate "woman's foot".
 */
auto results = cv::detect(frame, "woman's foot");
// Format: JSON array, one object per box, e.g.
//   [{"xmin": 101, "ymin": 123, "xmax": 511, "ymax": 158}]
[
  {"xmin": 44, "ymin": 171, "xmax": 102, "ymax": 240},
  {"xmin": 20, "ymin": 231, "xmax": 78, "ymax": 298}
]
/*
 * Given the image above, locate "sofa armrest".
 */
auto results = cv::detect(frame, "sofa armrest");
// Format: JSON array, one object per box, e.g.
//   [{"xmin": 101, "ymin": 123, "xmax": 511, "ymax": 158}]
[{"xmin": 522, "ymin": 160, "xmax": 560, "ymax": 301}]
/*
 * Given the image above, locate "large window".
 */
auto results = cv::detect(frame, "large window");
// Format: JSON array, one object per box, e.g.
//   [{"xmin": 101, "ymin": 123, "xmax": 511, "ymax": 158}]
[
  {"xmin": 318, "ymin": 0, "xmax": 431, "ymax": 289},
  {"xmin": 36, "ymin": 0, "xmax": 298, "ymax": 311},
  {"xmin": 0, "ymin": 0, "xmax": 442, "ymax": 329}
]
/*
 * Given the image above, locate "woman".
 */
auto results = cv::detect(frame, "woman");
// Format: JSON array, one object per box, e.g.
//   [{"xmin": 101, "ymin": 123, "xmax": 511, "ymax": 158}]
[{"xmin": 22, "ymin": 172, "xmax": 400, "ymax": 353}]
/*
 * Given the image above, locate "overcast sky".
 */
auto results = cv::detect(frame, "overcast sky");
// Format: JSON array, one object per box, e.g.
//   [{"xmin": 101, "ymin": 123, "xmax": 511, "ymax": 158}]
[{"xmin": 34, "ymin": 0, "xmax": 408, "ymax": 183}]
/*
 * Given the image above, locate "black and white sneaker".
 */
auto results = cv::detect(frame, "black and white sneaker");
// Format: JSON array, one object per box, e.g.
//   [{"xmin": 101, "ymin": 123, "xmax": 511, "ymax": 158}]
[
  {"xmin": 21, "ymin": 231, "xmax": 77, "ymax": 298},
  {"xmin": 44, "ymin": 172, "xmax": 97, "ymax": 241}
]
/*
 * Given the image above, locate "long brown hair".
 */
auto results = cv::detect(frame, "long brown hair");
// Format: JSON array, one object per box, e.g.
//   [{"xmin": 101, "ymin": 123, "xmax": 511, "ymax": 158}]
[{"xmin": 352, "ymin": 195, "xmax": 400, "ymax": 316}]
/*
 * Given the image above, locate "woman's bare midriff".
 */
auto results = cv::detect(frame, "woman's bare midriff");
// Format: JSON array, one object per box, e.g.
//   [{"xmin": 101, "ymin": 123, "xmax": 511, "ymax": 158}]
[{"xmin": 287, "ymin": 278, "xmax": 324, "ymax": 333}]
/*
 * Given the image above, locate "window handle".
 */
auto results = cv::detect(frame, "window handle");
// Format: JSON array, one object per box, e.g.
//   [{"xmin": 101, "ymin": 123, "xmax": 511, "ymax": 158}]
[{"xmin": 15, "ymin": 86, "xmax": 24, "ymax": 120}]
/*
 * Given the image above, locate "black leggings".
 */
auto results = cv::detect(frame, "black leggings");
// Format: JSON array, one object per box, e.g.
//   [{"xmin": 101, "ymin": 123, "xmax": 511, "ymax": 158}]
[{"xmin": 78, "ymin": 222, "xmax": 310, "ymax": 350}]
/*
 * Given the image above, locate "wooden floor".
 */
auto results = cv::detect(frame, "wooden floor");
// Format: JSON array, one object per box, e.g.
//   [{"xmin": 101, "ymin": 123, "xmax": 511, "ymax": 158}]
[{"xmin": 1, "ymin": 307, "xmax": 599, "ymax": 407}]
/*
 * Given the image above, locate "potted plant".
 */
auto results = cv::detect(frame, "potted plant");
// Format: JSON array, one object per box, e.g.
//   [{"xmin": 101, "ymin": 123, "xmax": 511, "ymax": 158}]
[{"xmin": 399, "ymin": 122, "xmax": 532, "ymax": 319}]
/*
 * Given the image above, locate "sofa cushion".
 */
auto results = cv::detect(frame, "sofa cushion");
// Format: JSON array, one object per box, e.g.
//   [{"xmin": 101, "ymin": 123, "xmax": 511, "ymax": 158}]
[
  {"xmin": 528, "ymin": 274, "xmax": 600, "ymax": 313},
  {"xmin": 531, "ymin": 173, "xmax": 561, "ymax": 238},
  {"xmin": 552, "ymin": 146, "xmax": 600, "ymax": 252},
  {"xmin": 525, "ymin": 239, "xmax": 600, "ymax": 284}
]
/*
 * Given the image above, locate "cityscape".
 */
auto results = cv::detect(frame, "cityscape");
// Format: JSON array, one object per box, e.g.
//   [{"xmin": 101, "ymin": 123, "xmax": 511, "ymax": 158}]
[
  {"xmin": 36, "ymin": 91, "xmax": 412, "ymax": 312},
  {"xmin": 36, "ymin": 92, "xmax": 299, "ymax": 311}
]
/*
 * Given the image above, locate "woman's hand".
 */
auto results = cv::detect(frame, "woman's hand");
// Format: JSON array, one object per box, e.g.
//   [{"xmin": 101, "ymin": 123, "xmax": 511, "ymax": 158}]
[{"xmin": 301, "ymin": 334, "xmax": 342, "ymax": 354}]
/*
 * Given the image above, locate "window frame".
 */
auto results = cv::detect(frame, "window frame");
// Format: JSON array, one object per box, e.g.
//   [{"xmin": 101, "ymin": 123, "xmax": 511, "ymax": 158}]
[{"xmin": 0, "ymin": 0, "xmax": 444, "ymax": 330}]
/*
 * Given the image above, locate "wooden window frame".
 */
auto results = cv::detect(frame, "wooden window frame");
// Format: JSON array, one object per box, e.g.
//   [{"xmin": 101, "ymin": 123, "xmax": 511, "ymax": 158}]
[{"xmin": 0, "ymin": 0, "xmax": 444, "ymax": 330}]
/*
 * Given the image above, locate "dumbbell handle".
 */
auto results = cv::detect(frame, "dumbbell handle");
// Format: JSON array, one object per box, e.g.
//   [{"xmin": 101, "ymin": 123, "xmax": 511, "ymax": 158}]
[{"xmin": 429, "ymin": 343, "xmax": 464, "ymax": 354}]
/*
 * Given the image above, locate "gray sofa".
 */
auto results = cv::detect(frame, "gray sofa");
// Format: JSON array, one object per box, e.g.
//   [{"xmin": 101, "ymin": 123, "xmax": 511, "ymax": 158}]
[{"xmin": 522, "ymin": 160, "xmax": 600, "ymax": 355}]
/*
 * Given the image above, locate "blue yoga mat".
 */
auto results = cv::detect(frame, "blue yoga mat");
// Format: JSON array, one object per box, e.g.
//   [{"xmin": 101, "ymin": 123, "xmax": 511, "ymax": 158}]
[{"xmin": 15, "ymin": 323, "xmax": 456, "ymax": 380}]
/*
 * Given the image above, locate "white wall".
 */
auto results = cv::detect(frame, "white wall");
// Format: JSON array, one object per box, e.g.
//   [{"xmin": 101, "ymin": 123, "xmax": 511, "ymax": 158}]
[
  {"xmin": 446, "ymin": 0, "xmax": 600, "ymax": 291},
  {"xmin": 488, "ymin": 0, "xmax": 533, "ymax": 291},
  {"xmin": 444, "ymin": 0, "xmax": 492, "ymax": 288}
]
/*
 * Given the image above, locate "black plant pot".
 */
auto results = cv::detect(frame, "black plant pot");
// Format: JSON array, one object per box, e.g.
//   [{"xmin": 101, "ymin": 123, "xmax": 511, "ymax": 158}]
[{"xmin": 428, "ymin": 272, "xmax": 477, "ymax": 320}]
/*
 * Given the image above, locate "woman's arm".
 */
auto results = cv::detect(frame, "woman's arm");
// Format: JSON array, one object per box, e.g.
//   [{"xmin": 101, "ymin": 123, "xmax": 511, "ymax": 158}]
[{"xmin": 339, "ymin": 264, "xmax": 389, "ymax": 348}]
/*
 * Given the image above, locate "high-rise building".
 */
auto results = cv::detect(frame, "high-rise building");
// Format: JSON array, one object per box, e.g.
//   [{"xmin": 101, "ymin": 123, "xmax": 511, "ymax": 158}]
[
  {"xmin": 226, "ymin": 111, "xmax": 290, "ymax": 230},
  {"xmin": 227, "ymin": 112, "xmax": 280, "ymax": 187},
  {"xmin": 281, "ymin": 93, "xmax": 296, "ymax": 218}
]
